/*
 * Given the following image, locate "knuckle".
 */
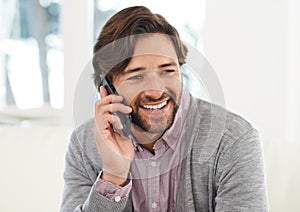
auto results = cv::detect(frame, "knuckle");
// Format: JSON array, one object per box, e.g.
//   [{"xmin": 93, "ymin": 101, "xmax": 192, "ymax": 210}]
[
  {"xmin": 111, "ymin": 114, "xmax": 120, "ymax": 124},
  {"xmin": 95, "ymin": 99, "xmax": 104, "ymax": 106}
]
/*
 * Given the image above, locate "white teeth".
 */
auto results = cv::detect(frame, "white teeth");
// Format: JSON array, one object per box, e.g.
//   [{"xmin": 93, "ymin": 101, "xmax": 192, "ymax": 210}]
[{"xmin": 142, "ymin": 101, "xmax": 167, "ymax": 110}]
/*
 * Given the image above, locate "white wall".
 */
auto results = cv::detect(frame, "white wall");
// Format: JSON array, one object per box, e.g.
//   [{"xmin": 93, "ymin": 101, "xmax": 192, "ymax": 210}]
[
  {"xmin": 204, "ymin": 0, "xmax": 300, "ymax": 144},
  {"xmin": 0, "ymin": 126, "xmax": 72, "ymax": 212}
]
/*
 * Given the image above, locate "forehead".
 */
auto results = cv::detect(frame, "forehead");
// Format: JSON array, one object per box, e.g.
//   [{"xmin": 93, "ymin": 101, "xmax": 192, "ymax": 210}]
[
  {"xmin": 112, "ymin": 34, "xmax": 179, "ymax": 82},
  {"xmin": 132, "ymin": 33, "xmax": 178, "ymax": 60}
]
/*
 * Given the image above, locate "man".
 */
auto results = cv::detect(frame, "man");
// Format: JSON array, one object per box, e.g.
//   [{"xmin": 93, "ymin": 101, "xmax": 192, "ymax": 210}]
[{"xmin": 61, "ymin": 6, "xmax": 268, "ymax": 212}]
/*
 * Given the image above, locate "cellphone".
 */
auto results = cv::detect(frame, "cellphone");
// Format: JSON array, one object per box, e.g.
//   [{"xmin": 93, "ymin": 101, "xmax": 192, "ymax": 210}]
[{"xmin": 99, "ymin": 76, "xmax": 132, "ymax": 137}]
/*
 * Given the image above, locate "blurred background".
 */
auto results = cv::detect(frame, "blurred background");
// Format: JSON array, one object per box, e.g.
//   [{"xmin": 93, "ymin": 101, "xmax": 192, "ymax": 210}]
[{"xmin": 0, "ymin": 0, "xmax": 299, "ymax": 211}]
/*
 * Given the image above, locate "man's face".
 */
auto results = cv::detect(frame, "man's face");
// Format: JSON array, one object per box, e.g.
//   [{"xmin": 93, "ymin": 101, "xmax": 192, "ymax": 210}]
[{"xmin": 113, "ymin": 34, "xmax": 182, "ymax": 135}]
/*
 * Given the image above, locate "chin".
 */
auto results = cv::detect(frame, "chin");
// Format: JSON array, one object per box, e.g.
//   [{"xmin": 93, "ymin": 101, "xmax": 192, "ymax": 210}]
[{"xmin": 132, "ymin": 100, "xmax": 179, "ymax": 134}]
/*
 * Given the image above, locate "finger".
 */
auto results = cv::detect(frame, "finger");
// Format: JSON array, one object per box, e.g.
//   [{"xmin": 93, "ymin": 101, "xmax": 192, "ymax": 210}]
[
  {"xmin": 97, "ymin": 93, "xmax": 124, "ymax": 106},
  {"xmin": 99, "ymin": 85, "xmax": 108, "ymax": 98},
  {"xmin": 109, "ymin": 114, "xmax": 124, "ymax": 131},
  {"xmin": 100, "ymin": 86, "xmax": 124, "ymax": 103},
  {"xmin": 97, "ymin": 103, "xmax": 132, "ymax": 115},
  {"xmin": 95, "ymin": 113, "xmax": 124, "ymax": 132}
]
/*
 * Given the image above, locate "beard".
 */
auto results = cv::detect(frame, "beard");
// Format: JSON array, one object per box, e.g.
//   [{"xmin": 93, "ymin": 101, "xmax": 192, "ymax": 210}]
[{"xmin": 130, "ymin": 90, "xmax": 181, "ymax": 134}]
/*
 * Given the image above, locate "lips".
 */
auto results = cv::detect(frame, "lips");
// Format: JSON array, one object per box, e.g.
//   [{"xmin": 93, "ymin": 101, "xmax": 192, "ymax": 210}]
[
  {"xmin": 141, "ymin": 100, "xmax": 168, "ymax": 110},
  {"xmin": 138, "ymin": 99, "xmax": 172, "ymax": 117}
]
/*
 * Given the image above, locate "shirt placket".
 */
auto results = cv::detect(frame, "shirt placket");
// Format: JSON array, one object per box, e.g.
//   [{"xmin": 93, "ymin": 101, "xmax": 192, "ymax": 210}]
[{"xmin": 148, "ymin": 158, "xmax": 160, "ymax": 211}]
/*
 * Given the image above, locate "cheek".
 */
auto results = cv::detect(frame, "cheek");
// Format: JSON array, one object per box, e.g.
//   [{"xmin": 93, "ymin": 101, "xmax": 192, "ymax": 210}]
[
  {"xmin": 167, "ymin": 75, "xmax": 182, "ymax": 92},
  {"xmin": 116, "ymin": 84, "xmax": 141, "ymax": 106}
]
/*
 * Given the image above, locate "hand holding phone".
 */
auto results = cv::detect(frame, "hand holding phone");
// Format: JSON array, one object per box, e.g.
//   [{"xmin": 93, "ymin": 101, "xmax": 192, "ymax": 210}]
[
  {"xmin": 99, "ymin": 77, "xmax": 132, "ymax": 137},
  {"xmin": 94, "ymin": 76, "xmax": 134, "ymax": 185}
]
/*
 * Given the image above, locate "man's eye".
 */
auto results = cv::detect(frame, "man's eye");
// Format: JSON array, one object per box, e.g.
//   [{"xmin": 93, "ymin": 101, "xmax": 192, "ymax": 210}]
[
  {"xmin": 127, "ymin": 75, "xmax": 143, "ymax": 80},
  {"xmin": 162, "ymin": 70, "xmax": 175, "ymax": 74}
]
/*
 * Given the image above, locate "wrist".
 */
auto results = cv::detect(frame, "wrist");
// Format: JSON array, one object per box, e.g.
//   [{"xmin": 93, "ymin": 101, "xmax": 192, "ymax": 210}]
[{"xmin": 100, "ymin": 170, "xmax": 129, "ymax": 186}]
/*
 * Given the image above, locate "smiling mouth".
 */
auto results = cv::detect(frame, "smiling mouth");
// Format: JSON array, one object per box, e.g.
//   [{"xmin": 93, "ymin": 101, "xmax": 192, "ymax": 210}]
[{"xmin": 140, "ymin": 100, "xmax": 169, "ymax": 110}]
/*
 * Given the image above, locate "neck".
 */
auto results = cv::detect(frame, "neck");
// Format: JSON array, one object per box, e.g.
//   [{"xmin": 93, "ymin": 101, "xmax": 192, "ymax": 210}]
[{"xmin": 131, "ymin": 126, "xmax": 164, "ymax": 153}]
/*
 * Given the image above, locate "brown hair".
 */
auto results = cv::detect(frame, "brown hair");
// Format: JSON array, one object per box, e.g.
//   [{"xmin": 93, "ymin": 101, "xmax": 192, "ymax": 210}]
[{"xmin": 92, "ymin": 6, "xmax": 188, "ymax": 89}]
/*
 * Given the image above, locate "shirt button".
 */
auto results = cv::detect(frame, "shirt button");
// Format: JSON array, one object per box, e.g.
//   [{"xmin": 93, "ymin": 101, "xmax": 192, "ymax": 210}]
[
  {"xmin": 151, "ymin": 202, "xmax": 157, "ymax": 209},
  {"xmin": 150, "ymin": 161, "xmax": 157, "ymax": 167},
  {"xmin": 114, "ymin": 196, "xmax": 121, "ymax": 202}
]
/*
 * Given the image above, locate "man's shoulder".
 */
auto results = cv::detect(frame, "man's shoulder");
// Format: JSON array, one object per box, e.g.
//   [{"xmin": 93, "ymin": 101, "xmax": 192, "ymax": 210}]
[
  {"xmin": 193, "ymin": 97, "xmax": 254, "ymax": 137},
  {"xmin": 189, "ymin": 97, "xmax": 258, "ymax": 151},
  {"xmin": 68, "ymin": 118, "xmax": 100, "ymax": 162},
  {"xmin": 70, "ymin": 118, "xmax": 95, "ymax": 145},
  {"xmin": 188, "ymin": 97, "xmax": 259, "ymax": 163}
]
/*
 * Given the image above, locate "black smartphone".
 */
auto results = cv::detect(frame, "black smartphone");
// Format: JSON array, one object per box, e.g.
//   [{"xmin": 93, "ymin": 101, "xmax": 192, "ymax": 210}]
[{"xmin": 99, "ymin": 76, "xmax": 132, "ymax": 137}]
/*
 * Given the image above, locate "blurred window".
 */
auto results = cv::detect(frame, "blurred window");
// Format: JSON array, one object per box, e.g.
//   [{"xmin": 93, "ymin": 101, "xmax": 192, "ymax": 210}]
[{"xmin": 0, "ymin": 0, "xmax": 63, "ymax": 110}]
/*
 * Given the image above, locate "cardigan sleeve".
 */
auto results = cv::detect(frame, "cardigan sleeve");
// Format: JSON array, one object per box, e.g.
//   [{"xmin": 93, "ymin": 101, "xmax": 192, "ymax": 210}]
[
  {"xmin": 214, "ymin": 128, "xmax": 268, "ymax": 211},
  {"xmin": 60, "ymin": 131, "xmax": 131, "ymax": 212}
]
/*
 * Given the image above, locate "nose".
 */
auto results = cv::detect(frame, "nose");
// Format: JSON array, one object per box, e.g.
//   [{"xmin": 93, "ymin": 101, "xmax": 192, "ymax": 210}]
[
  {"xmin": 143, "ymin": 74, "xmax": 165, "ymax": 98},
  {"xmin": 143, "ymin": 89, "xmax": 164, "ymax": 100}
]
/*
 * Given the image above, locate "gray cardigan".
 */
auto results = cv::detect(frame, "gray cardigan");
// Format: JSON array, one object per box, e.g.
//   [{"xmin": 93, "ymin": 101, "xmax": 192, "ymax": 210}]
[{"xmin": 60, "ymin": 96, "xmax": 268, "ymax": 212}]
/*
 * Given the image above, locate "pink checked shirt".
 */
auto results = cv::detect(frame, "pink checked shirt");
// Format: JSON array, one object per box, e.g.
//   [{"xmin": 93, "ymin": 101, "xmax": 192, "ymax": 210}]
[{"xmin": 95, "ymin": 90, "xmax": 190, "ymax": 211}]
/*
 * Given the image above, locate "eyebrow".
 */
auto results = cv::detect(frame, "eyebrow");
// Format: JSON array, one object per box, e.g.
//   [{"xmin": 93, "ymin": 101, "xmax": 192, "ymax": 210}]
[
  {"xmin": 124, "ymin": 62, "xmax": 178, "ymax": 74},
  {"xmin": 158, "ymin": 62, "xmax": 178, "ymax": 68}
]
